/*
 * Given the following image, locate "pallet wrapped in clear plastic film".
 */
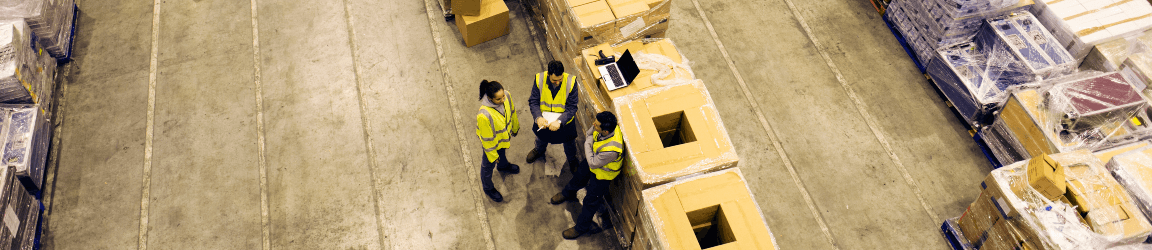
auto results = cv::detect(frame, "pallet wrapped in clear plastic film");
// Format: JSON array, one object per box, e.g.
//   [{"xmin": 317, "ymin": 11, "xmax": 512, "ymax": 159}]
[
  {"xmin": 0, "ymin": 0, "xmax": 75, "ymax": 59},
  {"xmin": 1081, "ymin": 30, "xmax": 1152, "ymax": 73},
  {"xmin": 0, "ymin": 20, "xmax": 56, "ymax": 117},
  {"xmin": 979, "ymin": 71, "xmax": 1152, "ymax": 166},
  {"xmin": 955, "ymin": 150, "xmax": 1152, "ymax": 249},
  {"xmin": 885, "ymin": 0, "xmax": 1034, "ymax": 64},
  {"xmin": 1105, "ymin": 145, "xmax": 1152, "ymax": 235},
  {"xmin": 573, "ymin": 38, "xmax": 694, "ymax": 114},
  {"xmin": 926, "ymin": 10, "xmax": 1075, "ymax": 127},
  {"xmin": 1030, "ymin": 0, "xmax": 1152, "ymax": 61},
  {"xmin": 636, "ymin": 168, "xmax": 779, "ymax": 250},
  {"xmin": 535, "ymin": 0, "xmax": 670, "ymax": 62}
]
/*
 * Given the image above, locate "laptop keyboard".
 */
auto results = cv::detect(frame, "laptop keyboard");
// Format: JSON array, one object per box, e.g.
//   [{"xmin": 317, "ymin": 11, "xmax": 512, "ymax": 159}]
[{"xmin": 607, "ymin": 64, "xmax": 625, "ymax": 87}]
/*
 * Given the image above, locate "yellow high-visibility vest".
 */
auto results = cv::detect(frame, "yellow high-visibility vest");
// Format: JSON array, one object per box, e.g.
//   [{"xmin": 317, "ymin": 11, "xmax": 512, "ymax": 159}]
[
  {"xmin": 476, "ymin": 92, "xmax": 519, "ymax": 162},
  {"xmin": 535, "ymin": 72, "xmax": 576, "ymax": 124},
  {"xmin": 590, "ymin": 127, "xmax": 624, "ymax": 180}
]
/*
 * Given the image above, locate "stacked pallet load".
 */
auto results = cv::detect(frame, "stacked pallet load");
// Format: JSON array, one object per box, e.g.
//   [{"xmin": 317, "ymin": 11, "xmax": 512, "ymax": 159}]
[
  {"xmin": 536, "ymin": 0, "xmax": 669, "ymax": 64},
  {"xmin": 1081, "ymin": 30, "xmax": 1152, "ymax": 72},
  {"xmin": 563, "ymin": 38, "xmax": 779, "ymax": 249},
  {"xmin": 637, "ymin": 168, "xmax": 778, "ymax": 249},
  {"xmin": 1030, "ymin": 0, "xmax": 1152, "ymax": 62},
  {"xmin": 926, "ymin": 11, "xmax": 1076, "ymax": 127},
  {"xmin": 946, "ymin": 150, "xmax": 1152, "ymax": 249},
  {"xmin": 885, "ymin": 0, "xmax": 1034, "ymax": 64},
  {"xmin": 0, "ymin": 104, "xmax": 51, "ymax": 193},
  {"xmin": 455, "ymin": 0, "xmax": 510, "ymax": 47},
  {"xmin": 980, "ymin": 71, "xmax": 1152, "ymax": 165},
  {"xmin": 1105, "ymin": 145, "xmax": 1152, "ymax": 241},
  {"xmin": 0, "ymin": 0, "xmax": 75, "ymax": 59},
  {"xmin": 0, "ymin": 165, "xmax": 38, "ymax": 250},
  {"xmin": 0, "ymin": 20, "xmax": 54, "ymax": 118}
]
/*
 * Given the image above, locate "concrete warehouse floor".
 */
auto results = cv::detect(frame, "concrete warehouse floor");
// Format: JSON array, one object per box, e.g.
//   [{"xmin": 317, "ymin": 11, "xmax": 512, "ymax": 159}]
[{"xmin": 34, "ymin": 0, "xmax": 996, "ymax": 249}]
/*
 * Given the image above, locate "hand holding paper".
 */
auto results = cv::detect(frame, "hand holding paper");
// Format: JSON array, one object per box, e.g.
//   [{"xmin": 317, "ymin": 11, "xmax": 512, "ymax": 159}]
[{"xmin": 538, "ymin": 112, "xmax": 562, "ymax": 131}]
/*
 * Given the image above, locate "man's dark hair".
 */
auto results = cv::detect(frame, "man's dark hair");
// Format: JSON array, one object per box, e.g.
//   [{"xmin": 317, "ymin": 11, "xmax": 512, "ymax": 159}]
[
  {"xmin": 479, "ymin": 80, "xmax": 503, "ymax": 100},
  {"xmin": 547, "ymin": 60, "xmax": 564, "ymax": 76},
  {"xmin": 596, "ymin": 111, "xmax": 617, "ymax": 132}
]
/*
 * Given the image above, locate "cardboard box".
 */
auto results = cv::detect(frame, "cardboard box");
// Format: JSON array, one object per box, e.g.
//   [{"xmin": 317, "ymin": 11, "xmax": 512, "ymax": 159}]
[
  {"xmin": 1094, "ymin": 141, "xmax": 1150, "ymax": 163},
  {"xmin": 614, "ymin": 81, "xmax": 738, "ymax": 187},
  {"xmin": 1031, "ymin": 0, "xmax": 1152, "ymax": 60},
  {"xmin": 569, "ymin": 1, "xmax": 616, "ymax": 43},
  {"xmin": 452, "ymin": 0, "xmax": 481, "ymax": 16},
  {"xmin": 1081, "ymin": 30, "xmax": 1152, "ymax": 72},
  {"xmin": 1026, "ymin": 154, "xmax": 1066, "ymax": 201},
  {"xmin": 958, "ymin": 172, "xmax": 1018, "ymax": 244},
  {"xmin": 640, "ymin": 168, "xmax": 777, "ymax": 250},
  {"xmin": 1106, "ymin": 146, "xmax": 1152, "ymax": 238},
  {"xmin": 1055, "ymin": 150, "xmax": 1152, "ymax": 242},
  {"xmin": 457, "ymin": 0, "xmax": 509, "ymax": 47},
  {"xmin": 999, "ymin": 90, "xmax": 1058, "ymax": 157},
  {"xmin": 606, "ymin": 0, "xmax": 648, "ymax": 38}
]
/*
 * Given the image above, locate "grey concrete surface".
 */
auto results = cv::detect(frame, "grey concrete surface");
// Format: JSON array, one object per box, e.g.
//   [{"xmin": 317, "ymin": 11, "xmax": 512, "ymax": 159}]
[{"xmin": 37, "ymin": 0, "xmax": 994, "ymax": 249}]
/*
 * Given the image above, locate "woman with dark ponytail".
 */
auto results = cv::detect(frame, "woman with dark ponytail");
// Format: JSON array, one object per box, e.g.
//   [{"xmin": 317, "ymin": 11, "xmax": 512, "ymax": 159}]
[{"xmin": 475, "ymin": 80, "xmax": 520, "ymax": 202}]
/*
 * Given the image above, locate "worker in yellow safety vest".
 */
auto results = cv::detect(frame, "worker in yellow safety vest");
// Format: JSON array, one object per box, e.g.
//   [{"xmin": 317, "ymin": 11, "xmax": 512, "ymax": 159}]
[
  {"xmin": 525, "ymin": 61, "xmax": 581, "ymax": 170},
  {"xmin": 476, "ymin": 80, "xmax": 520, "ymax": 202},
  {"xmin": 552, "ymin": 111, "xmax": 623, "ymax": 240}
]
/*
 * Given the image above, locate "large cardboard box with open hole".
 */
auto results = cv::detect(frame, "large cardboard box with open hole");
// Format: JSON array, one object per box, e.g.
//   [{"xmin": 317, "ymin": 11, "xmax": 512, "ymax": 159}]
[
  {"xmin": 639, "ymin": 168, "xmax": 777, "ymax": 250},
  {"xmin": 614, "ymin": 80, "xmax": 738, "ymax": 188},
  {"xmin": 456, "ymin": 0, "xmax": 508, "ymax": 47}
]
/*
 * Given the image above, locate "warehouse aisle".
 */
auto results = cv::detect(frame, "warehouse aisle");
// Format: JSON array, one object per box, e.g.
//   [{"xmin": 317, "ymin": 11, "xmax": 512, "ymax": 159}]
[{"xmin": 37, "ymin": 0, "xmax": 992, "ymax": 249}]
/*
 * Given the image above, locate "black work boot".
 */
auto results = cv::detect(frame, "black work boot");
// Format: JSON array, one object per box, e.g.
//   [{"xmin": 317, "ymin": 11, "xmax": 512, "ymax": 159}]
[
  {"xmin": 526, "ymin": 148, "xmax": 542, "ymax": 163},
  {"xmin": 498, "ymin": 163, "xmax": 520, "ymax": 174},
  {"xmin": 485, "ymin": 188, "xmax": 503, "ymax": 202}
]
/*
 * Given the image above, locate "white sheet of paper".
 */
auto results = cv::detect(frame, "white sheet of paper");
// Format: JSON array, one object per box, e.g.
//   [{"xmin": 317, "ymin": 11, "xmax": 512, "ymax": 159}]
[{"xmin": 542, "ymin": 112, "xmax": 562, "ymax": 124}]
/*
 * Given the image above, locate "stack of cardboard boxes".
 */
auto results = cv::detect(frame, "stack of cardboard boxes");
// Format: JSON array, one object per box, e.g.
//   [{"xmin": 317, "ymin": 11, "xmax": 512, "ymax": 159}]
[
  {"xmin": 535, "ymin": 0, "xmax": 670, "ymax": 64},
  {"xmin": 455, "ymin": 0, "xmax": 510, "ymax": 47},
  {"xmin": 1031, "ymin": 0, "xmax": 1152, "ymax": 62},
  {"xmin": 562, "ymin": 37, "xmax": 774, "ymax": 249},
  {"xmin": 979, "ymin": 72, "xmax": 1152, "ymax": 166},
  {"xmin": 1106, "ymin": 145, "xmax": 1152, "ymax": 232},
  {"xmin": 953, "ymin": 150, "xmax": 1152, "ymax": 249},
  {"xmin": 637, "ymin": 168, "xmax": 778, "ymax": 249}
]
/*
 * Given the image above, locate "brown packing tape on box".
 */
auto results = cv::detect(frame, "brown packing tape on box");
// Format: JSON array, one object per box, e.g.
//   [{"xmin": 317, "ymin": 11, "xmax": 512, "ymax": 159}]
[
  {"xmin": 641, "ymin": 168, "xmax": 778, "ymax": 250},
  {"xmin": 457, "ymin": 0, "xmax": 509, "ymax": 47},
  {"xmin": 614, "ymin": 81, "xmax": 738, "ymax": 187}
]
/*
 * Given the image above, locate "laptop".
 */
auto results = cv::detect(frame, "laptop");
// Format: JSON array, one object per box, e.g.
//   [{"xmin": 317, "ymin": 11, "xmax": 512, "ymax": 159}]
[{"xmin": 597, "ymin": 50, "xmax": 640, "ymax": 92}]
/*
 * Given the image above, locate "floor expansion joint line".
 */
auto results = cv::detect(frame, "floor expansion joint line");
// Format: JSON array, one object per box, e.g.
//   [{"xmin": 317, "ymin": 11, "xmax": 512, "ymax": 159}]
[
  {"xmin": 340, "ymin": 0, "xmax": 390, "ymax": 248},
  {"xmin": 248, "ymin": 0, "xmax": 273, "ymax": 249},
  {"xmin": 139, "ymin": 0, "xmax": 162, "ymax": 248},
  {"xmin": 688, "ymin": 0, "xmax": 841, "ymax": 248},
  {"xmin": 420, "ymin": 1, "xmax": 497, "ymax": 249},
  {"xmin": 777, "ymin": 0, "xmax": 940, "ymax": 224}
]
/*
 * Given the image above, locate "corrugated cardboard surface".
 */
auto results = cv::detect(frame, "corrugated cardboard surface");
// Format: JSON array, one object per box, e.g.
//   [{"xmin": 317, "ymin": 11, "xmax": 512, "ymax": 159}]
[
  {"xmin": 452, "ymin": 0, "xmax": 481, "ymax": 16},
  {"xmin": 640, "ymin": 168, "xmax": 777, "ymax": 250},
  {"xmin": 457, "ymin": 0, "xmax": 509, "ymax": 47},
  {"xmin": 1000, "ymin": 90, "xmax": 1058, "ymax": 157},
  {"xmin": 614, "ymin": 81, "xmax": 738, "ymax": 187},
  {"xmin": 1081, "ymin": 30, "xmax": 1152, "ymax": 72}
]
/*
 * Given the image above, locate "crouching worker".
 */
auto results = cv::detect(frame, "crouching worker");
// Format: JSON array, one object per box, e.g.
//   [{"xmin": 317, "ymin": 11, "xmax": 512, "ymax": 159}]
[{"xmin": 551, "ymin": 111, "xmax": 623, "ymax": 240}]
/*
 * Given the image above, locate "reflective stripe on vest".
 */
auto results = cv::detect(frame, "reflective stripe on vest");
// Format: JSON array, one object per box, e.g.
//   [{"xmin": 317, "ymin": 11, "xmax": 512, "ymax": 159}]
[
  {"xmin": 478, "ymin": 105, "xmax": 511, "ymax": 154},
  {"xmin": 536, "ymin": 73, "xmax": 576, "ymax": 124},
  {"xmin": 590, "ymin": 127, "xmax": 624, "ymax": 180}
]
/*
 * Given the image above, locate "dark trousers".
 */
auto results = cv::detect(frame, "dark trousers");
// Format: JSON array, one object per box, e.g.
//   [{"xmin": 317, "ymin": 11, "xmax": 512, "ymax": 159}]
[
  {"xmin": 480, "ymin": 148, "xmax": 511, "ymax": 191},
  {"xmin": 534, "ymin": 137, "xmax": 580, "ymax": 170},
  {"xmin": 563, "ymin": 160, "xmax": 610, "ymax": 233}
]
